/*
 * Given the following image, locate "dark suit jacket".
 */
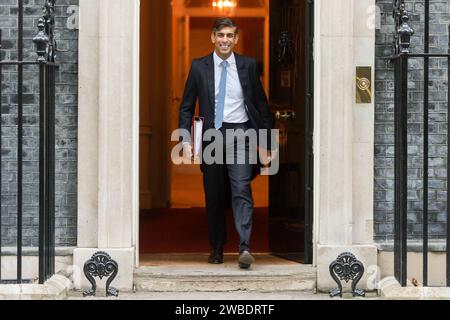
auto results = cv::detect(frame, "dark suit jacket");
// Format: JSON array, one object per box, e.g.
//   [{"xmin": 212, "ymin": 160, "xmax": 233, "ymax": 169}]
[{"xmin": 178, "ymin": 52, "xmax": 274, "ymax": 137}]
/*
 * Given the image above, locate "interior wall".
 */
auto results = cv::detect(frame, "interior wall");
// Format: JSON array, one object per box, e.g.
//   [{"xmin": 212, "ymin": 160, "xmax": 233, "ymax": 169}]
[{"xmin": 140, "ymin": 0, "xmax": 172, "ymax": 209}]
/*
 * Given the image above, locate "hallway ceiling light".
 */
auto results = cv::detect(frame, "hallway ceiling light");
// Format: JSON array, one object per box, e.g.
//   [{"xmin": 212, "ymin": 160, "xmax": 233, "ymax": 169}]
[{"xmin": 212, "ymin": 0, "xmax": 238, "ymax": 14}]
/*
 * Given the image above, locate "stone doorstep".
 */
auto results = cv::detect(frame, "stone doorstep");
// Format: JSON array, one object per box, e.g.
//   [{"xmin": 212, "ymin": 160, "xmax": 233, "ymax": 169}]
[
  {"xmin": 0, "ymin": 274, "xmax": 72, "ymax": 300},
  {"xmin": 135, "ymin": 264, "xmax": 317, "ymax": 277},
  {"xmin": 379, "ymin": 276, "xmax": 450, "ymax": 300},
  {"xmin": 135, "ymin": 278, "xmax": 316, "ymax": 293},
  {"xmin": 134, "ymin": 265, "xmax": 317, "ymax": 293}
]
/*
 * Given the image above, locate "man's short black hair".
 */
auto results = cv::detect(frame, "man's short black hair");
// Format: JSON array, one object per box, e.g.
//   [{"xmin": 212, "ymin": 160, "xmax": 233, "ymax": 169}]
[{"xmin": 212, "ymin": 18, "xmax": 238, "ymax": 34}]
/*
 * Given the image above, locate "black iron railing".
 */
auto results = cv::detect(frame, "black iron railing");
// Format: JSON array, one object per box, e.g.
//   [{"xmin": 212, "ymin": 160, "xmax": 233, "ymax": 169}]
[
  {"xmin": 391, "ymin": 0, "xmax": 450, "ymax": 287},
  {"xmin": 0, "ymin": 0, "xmax": 57, "ymax": 284}
]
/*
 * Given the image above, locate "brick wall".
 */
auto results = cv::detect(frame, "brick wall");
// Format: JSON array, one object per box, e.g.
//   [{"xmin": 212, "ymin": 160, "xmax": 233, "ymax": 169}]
[
  {"xmin": 0, "ymin": 0, "xmax": 78, "ymax": 247},
  {"xmin": 375, "ymin": 0, "xmax": 449, "ymax": 245}
]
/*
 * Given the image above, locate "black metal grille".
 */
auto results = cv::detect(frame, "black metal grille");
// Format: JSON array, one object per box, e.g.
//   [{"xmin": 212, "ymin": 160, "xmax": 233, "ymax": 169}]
[
  {"xmin": 391, "ymin": 0, "xmax": 450, "ymax": 287},
  {"xmin": 0, "ymin": 0, "xmax": 57, "ymax": 284}
]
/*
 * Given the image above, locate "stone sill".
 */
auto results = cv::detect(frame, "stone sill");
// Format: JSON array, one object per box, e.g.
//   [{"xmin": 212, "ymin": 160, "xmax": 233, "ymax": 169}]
[
  {"xmin": 0, "ymin": 247, "xmax": 75, "ymax": 256},
  {"xmin": 376, "ymin": 241, "xmax": 447, "ymax": 252},
  {"xmin": 0, "ymin": 274, "xmax": 72, "ymax": 300},
  {"xmin": 379, "ymin": 276, "xmax": 450, "ymax": 300}
]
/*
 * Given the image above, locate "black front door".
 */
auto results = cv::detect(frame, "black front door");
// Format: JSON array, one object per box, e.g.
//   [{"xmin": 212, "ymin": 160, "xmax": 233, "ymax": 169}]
[{"xmin": 269, "ymin": 0, "xmax": 314, "ymax": 264}]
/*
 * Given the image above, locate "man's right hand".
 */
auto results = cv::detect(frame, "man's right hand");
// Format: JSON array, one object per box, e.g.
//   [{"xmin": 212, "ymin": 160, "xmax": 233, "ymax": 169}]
[{"xmin": 182, "ymin": 142, "xmax": 193, "ymax": 160}]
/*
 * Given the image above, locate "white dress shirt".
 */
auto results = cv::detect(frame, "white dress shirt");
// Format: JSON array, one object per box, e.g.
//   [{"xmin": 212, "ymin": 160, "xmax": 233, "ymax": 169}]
[{"xmin": 213, "ymin": 51, "xmax": 249, "ymax": 124}]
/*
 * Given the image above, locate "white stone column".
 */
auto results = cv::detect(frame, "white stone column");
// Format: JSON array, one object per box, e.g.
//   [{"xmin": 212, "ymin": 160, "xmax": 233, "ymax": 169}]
[
  {"xmin": 315, "ymin": 0, "xmax": 377, "ymax": 291},
  {"xmin": 74, "ymin": 0, "xmax": 140, "ymax": 291},
  {"xmin": 352, "ymin": 0, "xmax": 376, "ymax": 246},
  {"xmin": 77, "ymin": 0, "xmax": 99, "ymax": 250}
]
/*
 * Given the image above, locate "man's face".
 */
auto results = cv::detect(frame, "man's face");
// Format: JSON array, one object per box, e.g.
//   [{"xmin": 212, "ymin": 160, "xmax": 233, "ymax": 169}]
[{"xmin": 211, "ymin": 26, "xmax": 239, "ymax": 57}]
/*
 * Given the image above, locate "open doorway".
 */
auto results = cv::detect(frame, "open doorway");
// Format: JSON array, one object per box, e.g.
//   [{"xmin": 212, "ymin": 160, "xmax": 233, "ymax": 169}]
[{"xmin": 139, "ymin": 0, "xmax": 314, "ymax": 263}]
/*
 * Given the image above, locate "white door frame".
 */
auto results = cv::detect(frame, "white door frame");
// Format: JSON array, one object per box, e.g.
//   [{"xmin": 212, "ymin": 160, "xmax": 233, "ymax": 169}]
[
  {"xmin": 132, "ymin": 0, "xmax": 321, "ymax": 267},
  {"xmin": 77, "ymin": 0, "xmax": 320, "ymax": 269},
  {"xmin": 77, "ymin": 0, "xmax": 377, "ymax": 292}
]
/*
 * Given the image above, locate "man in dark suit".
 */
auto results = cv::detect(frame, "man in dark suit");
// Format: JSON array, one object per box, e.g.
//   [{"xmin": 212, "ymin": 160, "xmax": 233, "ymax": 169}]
[{"xmin": 178, "ymin": 18, "xmax": 273, "ymax": 269}]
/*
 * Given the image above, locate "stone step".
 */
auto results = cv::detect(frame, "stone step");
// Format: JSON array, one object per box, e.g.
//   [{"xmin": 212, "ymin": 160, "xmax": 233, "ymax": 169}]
[{"xmin": 134, "ymin": 264, "xmax": 317, "ymax": 293}]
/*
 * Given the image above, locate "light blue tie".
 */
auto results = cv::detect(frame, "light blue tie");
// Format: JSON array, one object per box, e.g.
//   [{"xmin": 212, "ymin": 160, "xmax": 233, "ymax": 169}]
[{"xmin": 215, "ymin": 60, "xmax": 228, "ymax": 129}]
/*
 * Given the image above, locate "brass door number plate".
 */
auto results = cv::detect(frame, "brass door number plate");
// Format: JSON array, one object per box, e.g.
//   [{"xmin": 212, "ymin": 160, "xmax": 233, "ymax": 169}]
[{"xmin": 356, "ymin": 66, "xmax": 372, "ymax": 104}]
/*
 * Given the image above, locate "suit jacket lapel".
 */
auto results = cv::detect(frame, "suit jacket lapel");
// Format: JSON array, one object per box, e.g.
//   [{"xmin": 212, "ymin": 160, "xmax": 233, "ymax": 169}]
[
  {"xmin": 205, "ymin": 53, "xmax": 215, "ymax": 114},
  {"xmin": 234, "ymin": 53, "xmax": 248, "ymax": 93}
]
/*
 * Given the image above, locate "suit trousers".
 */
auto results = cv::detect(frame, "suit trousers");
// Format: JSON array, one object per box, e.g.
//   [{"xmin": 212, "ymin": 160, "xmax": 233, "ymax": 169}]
[{"xmin": 203, "ymin": 122, "xmax": 254, "ymax": 253}]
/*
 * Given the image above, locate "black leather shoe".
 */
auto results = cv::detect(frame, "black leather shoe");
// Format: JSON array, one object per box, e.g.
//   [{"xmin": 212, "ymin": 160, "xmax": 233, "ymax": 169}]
[{"xmin": 208, "ymin": 250, "xmax": 224, "ymax": 264}]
